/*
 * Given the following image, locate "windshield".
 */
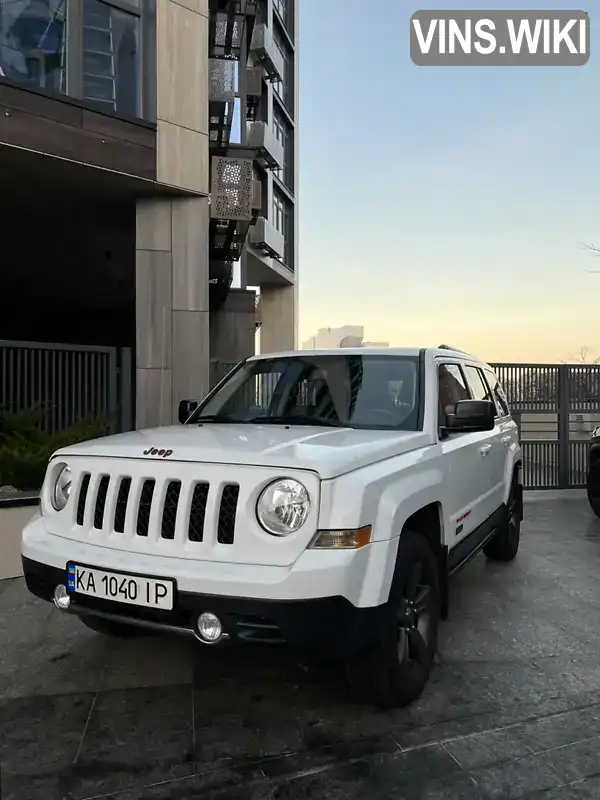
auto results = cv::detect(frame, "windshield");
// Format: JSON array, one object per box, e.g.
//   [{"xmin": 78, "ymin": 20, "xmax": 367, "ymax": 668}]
[{"xmin": 188, "ymin": 354, "xmax": 422, "ymax": 431}]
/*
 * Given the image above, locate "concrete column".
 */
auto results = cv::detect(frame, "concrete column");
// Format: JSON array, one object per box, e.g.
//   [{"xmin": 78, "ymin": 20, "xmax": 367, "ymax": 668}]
[
  {"xmin": 171, "ymin": 196, "xmax": 210, "ymax": 414},
  {"xmin": 136, "ymin": 197, "xmax": 173, "ymax": 429},
  {"xmin": 136, "ymin": 195, "xmax": 210, "ymax": 428},
  {"xmin": 259, "ymin": 284, "xmax": 296, "ymax": 354}
]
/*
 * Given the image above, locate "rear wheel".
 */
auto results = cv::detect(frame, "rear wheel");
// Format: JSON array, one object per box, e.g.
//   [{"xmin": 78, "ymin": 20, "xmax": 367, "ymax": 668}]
[
  {"xmin": 79, "ymin": 615, "xmax": 148, "ymax": 638},
  {"xmin": 587, "ymin": 458, "xmax": 600, "ymax": 520},
  {"xmin": 484, "ymin": 476, "xmax": 521, "ymax": 562},
  {"xmin": 345, "ymin": 531, "xmax": 440, "ymax": 709}
]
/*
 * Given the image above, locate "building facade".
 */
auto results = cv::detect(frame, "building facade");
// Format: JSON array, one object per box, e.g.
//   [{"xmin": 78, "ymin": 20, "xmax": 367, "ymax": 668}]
[
  {"xmin": 302, "ymin": 327, "xmax": 390, "ymax": 350},
  {"xmin": 0, "ymin": 0, "xmax": 298, "ymax": 429}
]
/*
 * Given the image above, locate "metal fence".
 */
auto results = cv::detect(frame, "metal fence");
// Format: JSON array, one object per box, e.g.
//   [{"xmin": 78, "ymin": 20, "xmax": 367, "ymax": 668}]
[
  {"xmin": 491, "ymin": 363, "xmax": 600, "ymax": 489},
  {"xmin": 3, "ymin": 346, "xmax": 596, "ymax": 490},
  {"xmin": 0, "ymin": 340, "xmax": 132, "ymax": 434}
]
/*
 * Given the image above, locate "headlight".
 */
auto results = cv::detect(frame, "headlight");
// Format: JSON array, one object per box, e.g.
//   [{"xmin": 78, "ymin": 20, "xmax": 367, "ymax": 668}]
[
  {"xmin": 52, "ymin": 464, "xmax": 72, "ymax": 511},
  {"xmin": 593, "ymin": 426, "xmax": 600, "ymax": 439},
  {"xmin": 256, "ymin": 479, "xmax": 310, "ymax": 536}
]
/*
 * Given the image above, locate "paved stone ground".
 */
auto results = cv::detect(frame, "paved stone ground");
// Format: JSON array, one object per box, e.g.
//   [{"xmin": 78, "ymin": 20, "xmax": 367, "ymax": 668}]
[{"xmin": 3, "ymin": 496, "xmax": 600, "ymax": 799}]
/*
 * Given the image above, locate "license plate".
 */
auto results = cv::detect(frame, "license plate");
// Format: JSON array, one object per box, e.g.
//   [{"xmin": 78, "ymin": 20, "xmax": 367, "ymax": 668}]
[{"xmin": 66, "ymin": 563, "xmax": 175, "ymax": 610}]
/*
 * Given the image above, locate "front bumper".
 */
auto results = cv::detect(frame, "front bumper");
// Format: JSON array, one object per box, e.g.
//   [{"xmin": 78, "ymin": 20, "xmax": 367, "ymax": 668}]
[{"xmin": 22, "ymin": 556, "xmax": 385, "ymax": 659}]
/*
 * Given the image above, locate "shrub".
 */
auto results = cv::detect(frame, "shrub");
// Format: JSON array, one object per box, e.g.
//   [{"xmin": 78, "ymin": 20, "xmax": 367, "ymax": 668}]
[{"xmin": 0, "ymin": 407, "xmax": 112, "ymax": 491}]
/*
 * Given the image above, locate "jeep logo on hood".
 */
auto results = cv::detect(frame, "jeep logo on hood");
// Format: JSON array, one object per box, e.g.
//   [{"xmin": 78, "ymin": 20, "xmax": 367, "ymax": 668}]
[{"xmin": 143, "ymin": 447, "xmax": 173, "ymax": 458}]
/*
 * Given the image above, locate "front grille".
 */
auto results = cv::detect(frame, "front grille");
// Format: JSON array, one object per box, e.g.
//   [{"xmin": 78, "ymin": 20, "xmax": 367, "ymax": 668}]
[
  {"xmin": 189, "ymin": 483, "xmax": 209, "ymax": 542},
  {"xmin": 136, "ymin": 479, "xmax": 155, "ymax": 537},
  {"xmin": 114, "ymin": 477, "xmax": 131, "ymax": 533},
  {"xmin": 217, "ymin": 484, "xmax": 239, "ymax": 544},
  {"xmin": 74, "ymin": 474, "xmax": 239, "ymax": 545}
]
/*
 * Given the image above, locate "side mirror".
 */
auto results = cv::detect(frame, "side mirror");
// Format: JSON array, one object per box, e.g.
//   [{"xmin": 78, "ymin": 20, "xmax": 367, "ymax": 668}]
[
  {"xmin": 445, "ymin": 400, "xmax": 495, "ymax": 433},
  {"xmin": 178, "ymin": 399, "xmax": 198, "ymax": 425}
]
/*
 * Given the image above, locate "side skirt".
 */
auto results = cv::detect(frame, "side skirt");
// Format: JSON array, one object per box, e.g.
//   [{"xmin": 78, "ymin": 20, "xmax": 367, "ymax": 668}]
[{"xmin": 447, "ymin": 504, "xmax": 506, "ymax": 579}]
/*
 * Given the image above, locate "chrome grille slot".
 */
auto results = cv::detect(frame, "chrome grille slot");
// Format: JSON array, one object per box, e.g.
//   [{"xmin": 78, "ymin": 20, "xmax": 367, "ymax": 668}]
[
  {"xmin": 93, "ymin": 476, "xmax": 110, "ymax": 530},
  {"xmin": 161, "ymin": 481, "xmax": 181, "ymax": 540},
  {"xmin": 136, "ymin": 479, "xmax": 155, "ymax": 537},
  {"xmin": 76, "ymin": 473, "xmax": 91, "ymax": 526},
  {"xmin": 114, "ymin": 477, "xmax": 131, "ymax": 533},
  {"xmin": 217, "ymin": 484, "xmax": 239, "ymax": 545},
  {"xmin": 188, "ymin": 482, "xmax": 209, "ymax": 542}
]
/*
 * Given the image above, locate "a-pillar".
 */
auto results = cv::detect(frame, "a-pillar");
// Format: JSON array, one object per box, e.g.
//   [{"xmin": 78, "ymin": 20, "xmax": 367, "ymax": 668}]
[
  {"xmin": 135, "ymin": 196, "xmax": 210, "ymax": 428},
  {"xmin": 259, "ymin": 284, "xmax": 297, "ymax": 353}
]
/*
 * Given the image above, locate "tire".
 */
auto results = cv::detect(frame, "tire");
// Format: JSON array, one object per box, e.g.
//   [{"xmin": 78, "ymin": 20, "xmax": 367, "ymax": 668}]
[
  {"xmin": 345, "ymin": 531, "xmax": 440, "ymax": 709},
  {"xmin": 79, "ymin": 615, "xmax": 148, "ymax": 638},
  {"xmin": 484, "ymin": 477, "xmax": 521, "ymax": 562},
  {"xmin": 587, "ymin": 458, "xmax": 600, "ymax": 520}
]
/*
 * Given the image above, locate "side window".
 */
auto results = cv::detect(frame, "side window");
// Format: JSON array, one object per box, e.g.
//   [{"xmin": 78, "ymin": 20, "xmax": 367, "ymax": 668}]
[
  {"xmin": 484, "ymin": 368, "xmax": 510, "ymax": 417},
  {"xmin": 463, "ymin": 366, "xmax": 494, "ymax": 404},
  {"xmin": 438, "ymin": 363, "xmax": 470, "ymax": 420}
]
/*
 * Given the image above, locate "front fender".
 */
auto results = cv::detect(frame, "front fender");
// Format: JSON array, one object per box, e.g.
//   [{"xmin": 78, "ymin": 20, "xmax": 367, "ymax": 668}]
[{"xmin": 319, "ymin": 449, "xmax": 443, "ymax": 542}]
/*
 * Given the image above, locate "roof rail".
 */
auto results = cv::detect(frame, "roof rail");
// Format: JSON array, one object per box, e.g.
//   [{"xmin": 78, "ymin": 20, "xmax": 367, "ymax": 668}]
[{"xmin": 437, "ymin": 344, "xmax": 473, "ymax": 356}]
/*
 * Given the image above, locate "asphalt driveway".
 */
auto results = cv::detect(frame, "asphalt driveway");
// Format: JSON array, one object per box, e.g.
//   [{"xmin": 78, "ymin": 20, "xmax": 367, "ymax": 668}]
[{"xmin": 3, "ymin": 495, "xmax": 600, "ymax": 799}]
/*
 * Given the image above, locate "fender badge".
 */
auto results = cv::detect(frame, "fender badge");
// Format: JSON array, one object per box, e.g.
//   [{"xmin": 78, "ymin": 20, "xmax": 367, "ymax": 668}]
[{"xmin": 143, "ymin": 448, "xmax": 173, "ymax": 458}]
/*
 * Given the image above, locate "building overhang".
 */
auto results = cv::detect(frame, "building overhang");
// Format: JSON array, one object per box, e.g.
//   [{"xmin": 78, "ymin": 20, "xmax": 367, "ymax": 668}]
[{"xmin": 245, "ymin": 245, "xmax": 294, "ymax": 287}]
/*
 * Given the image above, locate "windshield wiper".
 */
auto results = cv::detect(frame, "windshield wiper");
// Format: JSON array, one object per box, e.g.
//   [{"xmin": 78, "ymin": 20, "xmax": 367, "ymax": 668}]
[
  {"xmin": 194, "ymin": 414, "xmax": 241, "ymax": 424},
  {"xmin": 247, "ymin": 414, "xmax": 346, "ymax": 427}
]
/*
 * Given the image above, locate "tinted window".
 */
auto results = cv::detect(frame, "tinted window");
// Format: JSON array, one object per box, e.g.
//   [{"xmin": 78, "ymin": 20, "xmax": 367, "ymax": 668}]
[
  {"xmin": 464, "ymin": 366, "xmax": 494, "ymax": 403},
  {"xmin": 484, "ymin": 368, "xmax": 510, "ymax": 417},
  {"xmin": 438, "ymin": 363, "xmax": 470, "ymax": 417},
  {"xmin": 190, "ymin": 355, "xmax": 422, "ymax": 431}
]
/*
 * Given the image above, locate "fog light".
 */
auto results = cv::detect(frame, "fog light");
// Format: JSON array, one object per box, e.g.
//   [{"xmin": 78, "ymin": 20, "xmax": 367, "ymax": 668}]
[
  {"xmin": 53, "ymin": 584, "xmax": 71, "ymax": 610},
  {"xmin": 196, "ymin": 612, "xmax": 223, "ymax": 643}
]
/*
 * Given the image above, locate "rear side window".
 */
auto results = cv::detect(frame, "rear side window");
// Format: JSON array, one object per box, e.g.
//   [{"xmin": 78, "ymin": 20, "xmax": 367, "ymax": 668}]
[
  {"xmin": 484, "ymin": 368, "xmax": 510, "ymax": 417},
  {"xmin": 463, "ymin": 366, "xmax": 494, "ymax": 403}
]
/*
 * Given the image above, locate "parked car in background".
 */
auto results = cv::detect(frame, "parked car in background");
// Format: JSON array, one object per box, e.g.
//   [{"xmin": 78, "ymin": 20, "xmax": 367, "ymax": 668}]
[{"xmin": 587, "ymin": 426, "xmax": 600, "ymax": 519}]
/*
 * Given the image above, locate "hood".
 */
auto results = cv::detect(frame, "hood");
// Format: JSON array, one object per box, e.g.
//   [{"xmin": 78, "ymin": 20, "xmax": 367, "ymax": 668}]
[{"xmin": 54, "ymin": 424, "xmax": 432, "ymax": 480}]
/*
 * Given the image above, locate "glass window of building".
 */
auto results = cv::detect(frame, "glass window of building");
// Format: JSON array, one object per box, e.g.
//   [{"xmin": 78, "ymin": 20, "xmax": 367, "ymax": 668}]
[
  {"xmin": 273, "ymin": 0, "xmax": 289, "ymax": 29},
  {"xmin": 0, "ymin": 0, "xmax": 67, "ymax": 94},
  {"xmin": 83, "ymin": 0, "xmax": 140, "ymax": 118},
  {"xmin": 272, "ymin": 26, "xmax": 292, "ymax": 111},
  {"xmin": 0, "ymin": 0, "xmax": 154, "ymax": 121},
  {"xmin": 272, "ymin": 108, "xmax": 292, "ymax": 190}
]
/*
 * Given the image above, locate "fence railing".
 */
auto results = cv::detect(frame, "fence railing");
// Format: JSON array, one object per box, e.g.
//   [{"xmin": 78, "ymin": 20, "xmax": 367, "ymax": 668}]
[
  {"xmin": 2, "ymin": 346, "xmax": 597, "ymax": 490},
  {"xmin": 491, "ymin": 363, "xmax": 600, "ymax": 489},
  {"xmin": 0, "ymin": 340, "xmax": 132, "ymax": 434}
]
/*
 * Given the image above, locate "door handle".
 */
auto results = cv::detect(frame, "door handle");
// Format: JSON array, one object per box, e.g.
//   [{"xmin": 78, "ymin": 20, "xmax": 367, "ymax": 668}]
[{"xmin": 479, "ymin": 444, "xmax": 492, "ymax": 456}]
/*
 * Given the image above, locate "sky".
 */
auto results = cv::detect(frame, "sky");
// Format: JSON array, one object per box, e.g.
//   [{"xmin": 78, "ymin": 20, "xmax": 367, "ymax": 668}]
[{"xmin": 297, "ymin": 0, "xmax": 600, "ymax": 363}]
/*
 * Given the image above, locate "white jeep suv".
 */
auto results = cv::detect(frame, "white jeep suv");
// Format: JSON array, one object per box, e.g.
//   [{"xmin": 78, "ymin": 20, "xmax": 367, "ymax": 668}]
[{"xmin": 21, "ymin": 347, "xmax": 522, "ymax": 708}]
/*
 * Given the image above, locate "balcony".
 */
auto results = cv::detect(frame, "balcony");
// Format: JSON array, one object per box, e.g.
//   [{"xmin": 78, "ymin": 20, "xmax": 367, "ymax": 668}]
[
  {"xmin": 246, "ymin": 121, "xmax": 284, "ymax": 171},
  {"xmin": 248, "ymin": 216, "xmax": 284, "ymax": 260},
  {"xmin": 209, "ymin": 154, "xmax": 259, "ymax": 263},
  {"xmin": 209, "ymin": 0, "xmax": 256, "ymax": 61},
  {"xmin": 249, "ymin": 23, "xmax": 284, "ymax": 82}
]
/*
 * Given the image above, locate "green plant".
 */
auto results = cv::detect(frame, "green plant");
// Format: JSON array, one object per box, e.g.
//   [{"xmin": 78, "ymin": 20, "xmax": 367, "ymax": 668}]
[{"xmin": 0, "ymin": 408, "xmax": 113, "ymax": 491}]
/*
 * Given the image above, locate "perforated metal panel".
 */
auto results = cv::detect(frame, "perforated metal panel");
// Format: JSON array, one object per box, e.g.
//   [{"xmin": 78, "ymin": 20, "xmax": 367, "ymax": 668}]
[
  {"xmin": 209, "ymin": 59, "xmax": 236, "ymax": 103},
  {"xmin": 210, "ymin": 156, "xmax": 254, "ymax": 221},
  {"xmin": 245, "ymin": 66, "xmax": 263, "ymax": 97}
]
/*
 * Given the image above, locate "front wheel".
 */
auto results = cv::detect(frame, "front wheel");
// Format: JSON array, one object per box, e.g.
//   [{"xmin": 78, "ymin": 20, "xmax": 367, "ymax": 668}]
[
  {"xmin": 345, "ymin": 531, "xmax": 440, "ymax": 709},
  {"xmin": 587, "ymin": 458, "xmax": 600, "ymax": 520}
]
